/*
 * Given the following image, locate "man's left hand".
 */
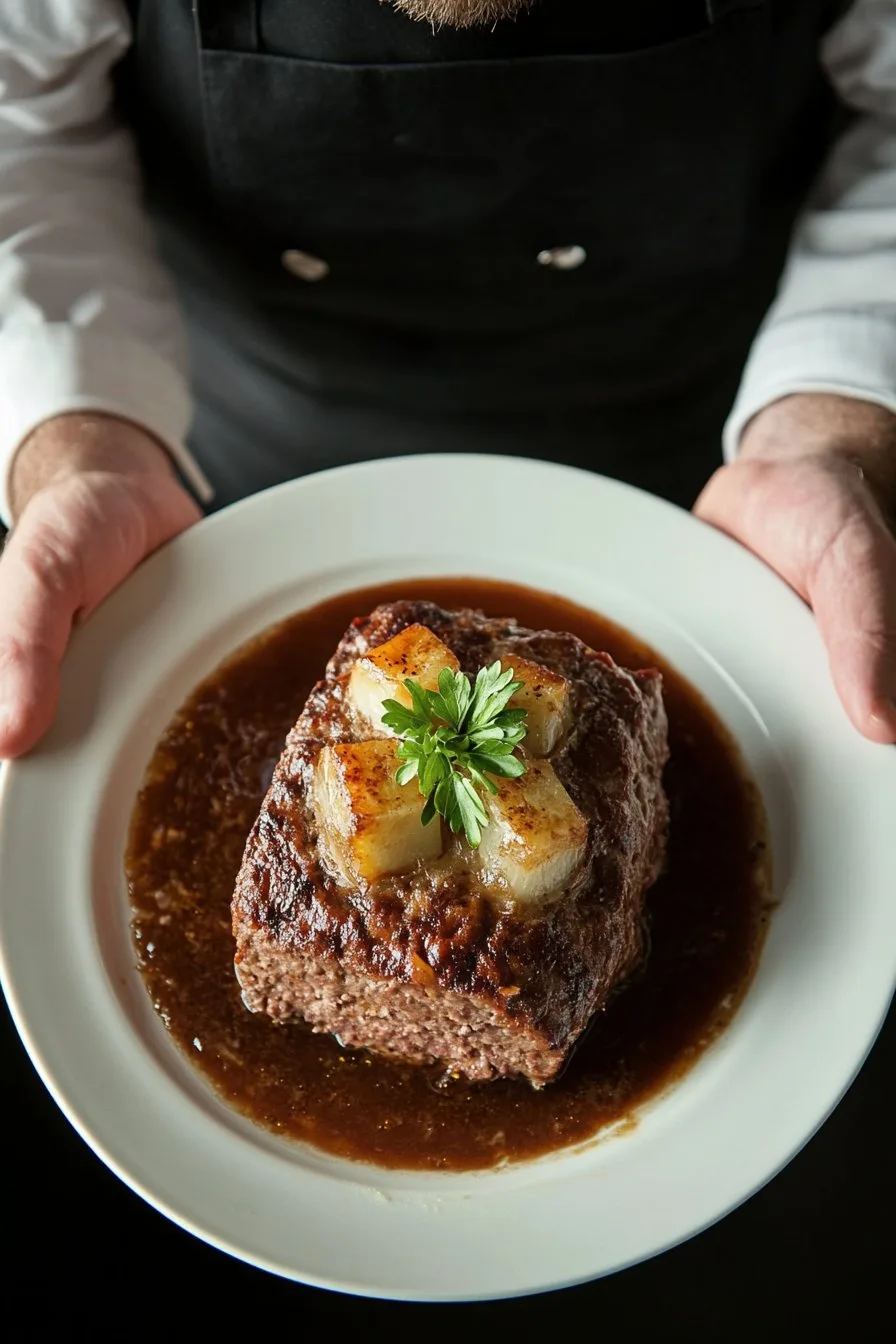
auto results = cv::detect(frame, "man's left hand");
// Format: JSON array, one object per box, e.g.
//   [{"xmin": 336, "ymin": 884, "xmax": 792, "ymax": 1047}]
[{"xmin": 694, "ymin": 393, "xmax": 896, "ymax": 744}]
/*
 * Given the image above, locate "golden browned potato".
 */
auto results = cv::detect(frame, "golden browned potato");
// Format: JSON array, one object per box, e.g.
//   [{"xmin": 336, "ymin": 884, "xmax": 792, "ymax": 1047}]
[
  {"xmin": 479, "ymin": 759, "xmax": 587, "ymax": 901},
  {"xmin": 504, "ymin": 657, "xmax": 572, "ymax": 757},
  {"xmin": 312, "ymin": 739, "xmax": 443, "ymax": 886},
  {"xmin": 348, "ymin": 624, "xmax": 460, "ymax": 732}
]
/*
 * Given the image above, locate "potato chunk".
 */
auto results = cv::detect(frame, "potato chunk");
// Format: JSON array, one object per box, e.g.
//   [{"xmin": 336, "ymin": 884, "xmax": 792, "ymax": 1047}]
[
  {"xmin": 313, "ymin": 740, "xmax": 442, "ymax": 887},
  {"xmin": 504, "ymin": 657, "xmax": 572, "ymax": 757},
  {"xmin": 480, "ymin": 760, "xmax": 587, "ymax": 902},
  {"xmin": 348, "ymin": 624, "xmax": 460, "ymax": 733}
]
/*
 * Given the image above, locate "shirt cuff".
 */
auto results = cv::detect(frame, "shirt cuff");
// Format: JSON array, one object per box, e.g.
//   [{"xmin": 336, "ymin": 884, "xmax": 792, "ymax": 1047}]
[
  {"xmin": 0, "ymin": 325, "xmax": 213, "ymax": 523},
  {"xmin": 723, "ymin": 311, "xmax": 896, "ymax": 461}
]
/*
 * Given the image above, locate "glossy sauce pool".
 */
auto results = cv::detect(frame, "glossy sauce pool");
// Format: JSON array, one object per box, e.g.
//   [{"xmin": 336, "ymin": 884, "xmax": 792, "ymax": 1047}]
[{"xmin": 126, "ymin": 579, "xmax": 771, "ymax": 1171}]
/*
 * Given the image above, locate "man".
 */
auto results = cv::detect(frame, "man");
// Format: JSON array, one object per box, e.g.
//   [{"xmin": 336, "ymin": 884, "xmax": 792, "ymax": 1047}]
[{"xmin": 0, "ymin": 0, "xmax": 893, "ymax": 757}]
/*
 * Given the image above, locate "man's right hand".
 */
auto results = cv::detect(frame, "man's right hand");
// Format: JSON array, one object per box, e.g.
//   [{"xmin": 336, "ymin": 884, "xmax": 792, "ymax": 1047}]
[{"xmin": 0, "ymin": 413, "xmax": 202, "ymax": 758}]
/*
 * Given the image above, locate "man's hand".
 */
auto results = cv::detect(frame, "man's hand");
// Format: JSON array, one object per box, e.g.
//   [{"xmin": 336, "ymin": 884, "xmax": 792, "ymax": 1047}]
[
  {"xmin": 695, "ymin": 394, "xmax": 896, "ymax": 744},
  {"xmin": 0, "ymin": 413, "xmax": 201, "ymax": 758}
]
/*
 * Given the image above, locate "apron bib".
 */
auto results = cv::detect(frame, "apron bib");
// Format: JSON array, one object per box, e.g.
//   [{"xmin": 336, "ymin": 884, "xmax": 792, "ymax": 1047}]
[{"xmin": 120, "ymin": 0, "xmax": 846, "ymax": 506}]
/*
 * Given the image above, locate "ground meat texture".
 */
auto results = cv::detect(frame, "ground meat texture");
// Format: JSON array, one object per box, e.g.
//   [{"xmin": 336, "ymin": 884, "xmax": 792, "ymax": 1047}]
[{"xmin": 231, "ymin": 601, "xmax": 669, "ymax": 1085}]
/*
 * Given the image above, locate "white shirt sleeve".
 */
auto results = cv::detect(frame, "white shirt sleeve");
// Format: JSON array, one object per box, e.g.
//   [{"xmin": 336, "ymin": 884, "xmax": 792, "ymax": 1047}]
[
  {"xmin": 723, "ymin": 0, "xmax": 896, "ymax": 457},
  {"xmin": 0, "ymin": 0, "xmax": 211, "ymax": 522}
]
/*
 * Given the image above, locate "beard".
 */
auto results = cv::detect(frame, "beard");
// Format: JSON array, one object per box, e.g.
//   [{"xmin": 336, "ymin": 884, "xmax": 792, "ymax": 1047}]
[{"xmin": 386, "ymin": 0, "xmax": 536, "ymax": 29}]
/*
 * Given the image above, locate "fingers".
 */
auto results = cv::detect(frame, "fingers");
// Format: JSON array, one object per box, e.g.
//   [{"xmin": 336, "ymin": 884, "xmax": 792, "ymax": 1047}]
[
  {"xmin": 0, "ymin": 472, "xmax": 201, "ymax": 759},
  {"xmin": 696, "ymin": 457, "xmax": 896, "ymax": 744}
]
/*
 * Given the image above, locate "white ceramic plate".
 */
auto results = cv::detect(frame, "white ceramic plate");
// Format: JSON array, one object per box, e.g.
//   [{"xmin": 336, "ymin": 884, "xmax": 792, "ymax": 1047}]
[{"xmin": 1, "ymin": 455, "xmax": 894, "ymax": 1301}]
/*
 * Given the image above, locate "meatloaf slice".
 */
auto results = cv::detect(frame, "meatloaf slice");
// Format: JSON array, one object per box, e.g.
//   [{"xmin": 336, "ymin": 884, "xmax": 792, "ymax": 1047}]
[{"xmin": 232, "ymin": 600, "xmax": 669, "ymax": 1086}]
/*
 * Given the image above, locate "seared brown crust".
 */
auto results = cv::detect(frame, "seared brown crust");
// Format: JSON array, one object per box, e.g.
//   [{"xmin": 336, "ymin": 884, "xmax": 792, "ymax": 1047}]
[{"xmin": 232, "ymin": 601, "xmax": 669, "ymax": 1083}]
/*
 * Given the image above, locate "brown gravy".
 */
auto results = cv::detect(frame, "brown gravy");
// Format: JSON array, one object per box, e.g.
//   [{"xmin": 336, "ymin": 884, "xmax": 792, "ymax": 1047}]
[{"xmin": 126, "ymin": 579, "xmax": 770, "ymax": 1171}]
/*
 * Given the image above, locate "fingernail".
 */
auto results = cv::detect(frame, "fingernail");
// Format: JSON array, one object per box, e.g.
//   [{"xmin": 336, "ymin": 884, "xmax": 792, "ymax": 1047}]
[{"xmin": 869, "ymin": 697, "xmax": 896, "ymax": 735}]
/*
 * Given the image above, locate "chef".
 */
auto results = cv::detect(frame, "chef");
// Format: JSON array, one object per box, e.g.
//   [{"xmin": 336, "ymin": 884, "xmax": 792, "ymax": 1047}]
[{"xmin": 0, "ymin": 0, "xmax": 893, "ymax": 755}]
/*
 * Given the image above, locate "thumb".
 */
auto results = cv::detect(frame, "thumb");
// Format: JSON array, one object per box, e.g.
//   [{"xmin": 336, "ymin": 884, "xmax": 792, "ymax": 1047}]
[
  {"xmin": 696, "ymin": 457, "xmax": 896, "ymax": 743},
  {"xmin": 0, "ymin": 471, "xmax": 200, "ymax": 758},
  {"xmin": 0, "ymin": 498, "xmax": 83, "ymax": 757},
  {"xmin": 807, "ymin": 490, "xmax": 896, "ymax": 742}
]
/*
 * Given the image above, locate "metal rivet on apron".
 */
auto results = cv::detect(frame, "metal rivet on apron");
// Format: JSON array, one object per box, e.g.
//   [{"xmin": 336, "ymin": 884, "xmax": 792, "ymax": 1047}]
[
  {"xmin": 537, "ymin": 245, "xmax": 587, "ymax": 271},
  {"xmin": 282, "ymin": 249, "xmax": 330, "ymax": 282}
]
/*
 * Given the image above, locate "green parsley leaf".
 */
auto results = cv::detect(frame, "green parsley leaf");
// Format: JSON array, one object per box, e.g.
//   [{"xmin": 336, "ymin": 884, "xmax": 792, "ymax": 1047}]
[{"xmin": 382, "ymin": 659, "xmax": 529, "ymax": 847}]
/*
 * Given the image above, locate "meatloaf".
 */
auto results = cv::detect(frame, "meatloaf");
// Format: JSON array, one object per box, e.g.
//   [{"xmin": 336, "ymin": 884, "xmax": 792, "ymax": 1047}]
[{"xmin": 232, "ymin": 600, "xmax": 669, "ymax": 1085}]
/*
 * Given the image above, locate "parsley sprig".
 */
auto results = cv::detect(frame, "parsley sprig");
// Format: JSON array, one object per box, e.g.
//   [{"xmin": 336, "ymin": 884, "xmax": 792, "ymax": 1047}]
[{"xmin": 381, "ymin": 662, "xmax": 528, "ymax": 847}]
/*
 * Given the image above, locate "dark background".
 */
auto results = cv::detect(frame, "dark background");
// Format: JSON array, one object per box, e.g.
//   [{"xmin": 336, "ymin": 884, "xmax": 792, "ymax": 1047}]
[{"xmin": 3, "ymin": 986, "xmax": 892, "ymax": 1338}]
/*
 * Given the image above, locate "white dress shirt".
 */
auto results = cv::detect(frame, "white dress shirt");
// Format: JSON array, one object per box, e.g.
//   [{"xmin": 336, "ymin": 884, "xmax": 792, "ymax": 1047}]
[{"xmin": 0, "ymin": 0, "xmax": 894, "ymax": 523}]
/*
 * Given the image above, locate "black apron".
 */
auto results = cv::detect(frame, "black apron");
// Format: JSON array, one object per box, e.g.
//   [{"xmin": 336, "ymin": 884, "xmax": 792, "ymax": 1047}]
[{"xmin": 119, "ymin": 0, "xmax": 847, "ymax": 507}]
